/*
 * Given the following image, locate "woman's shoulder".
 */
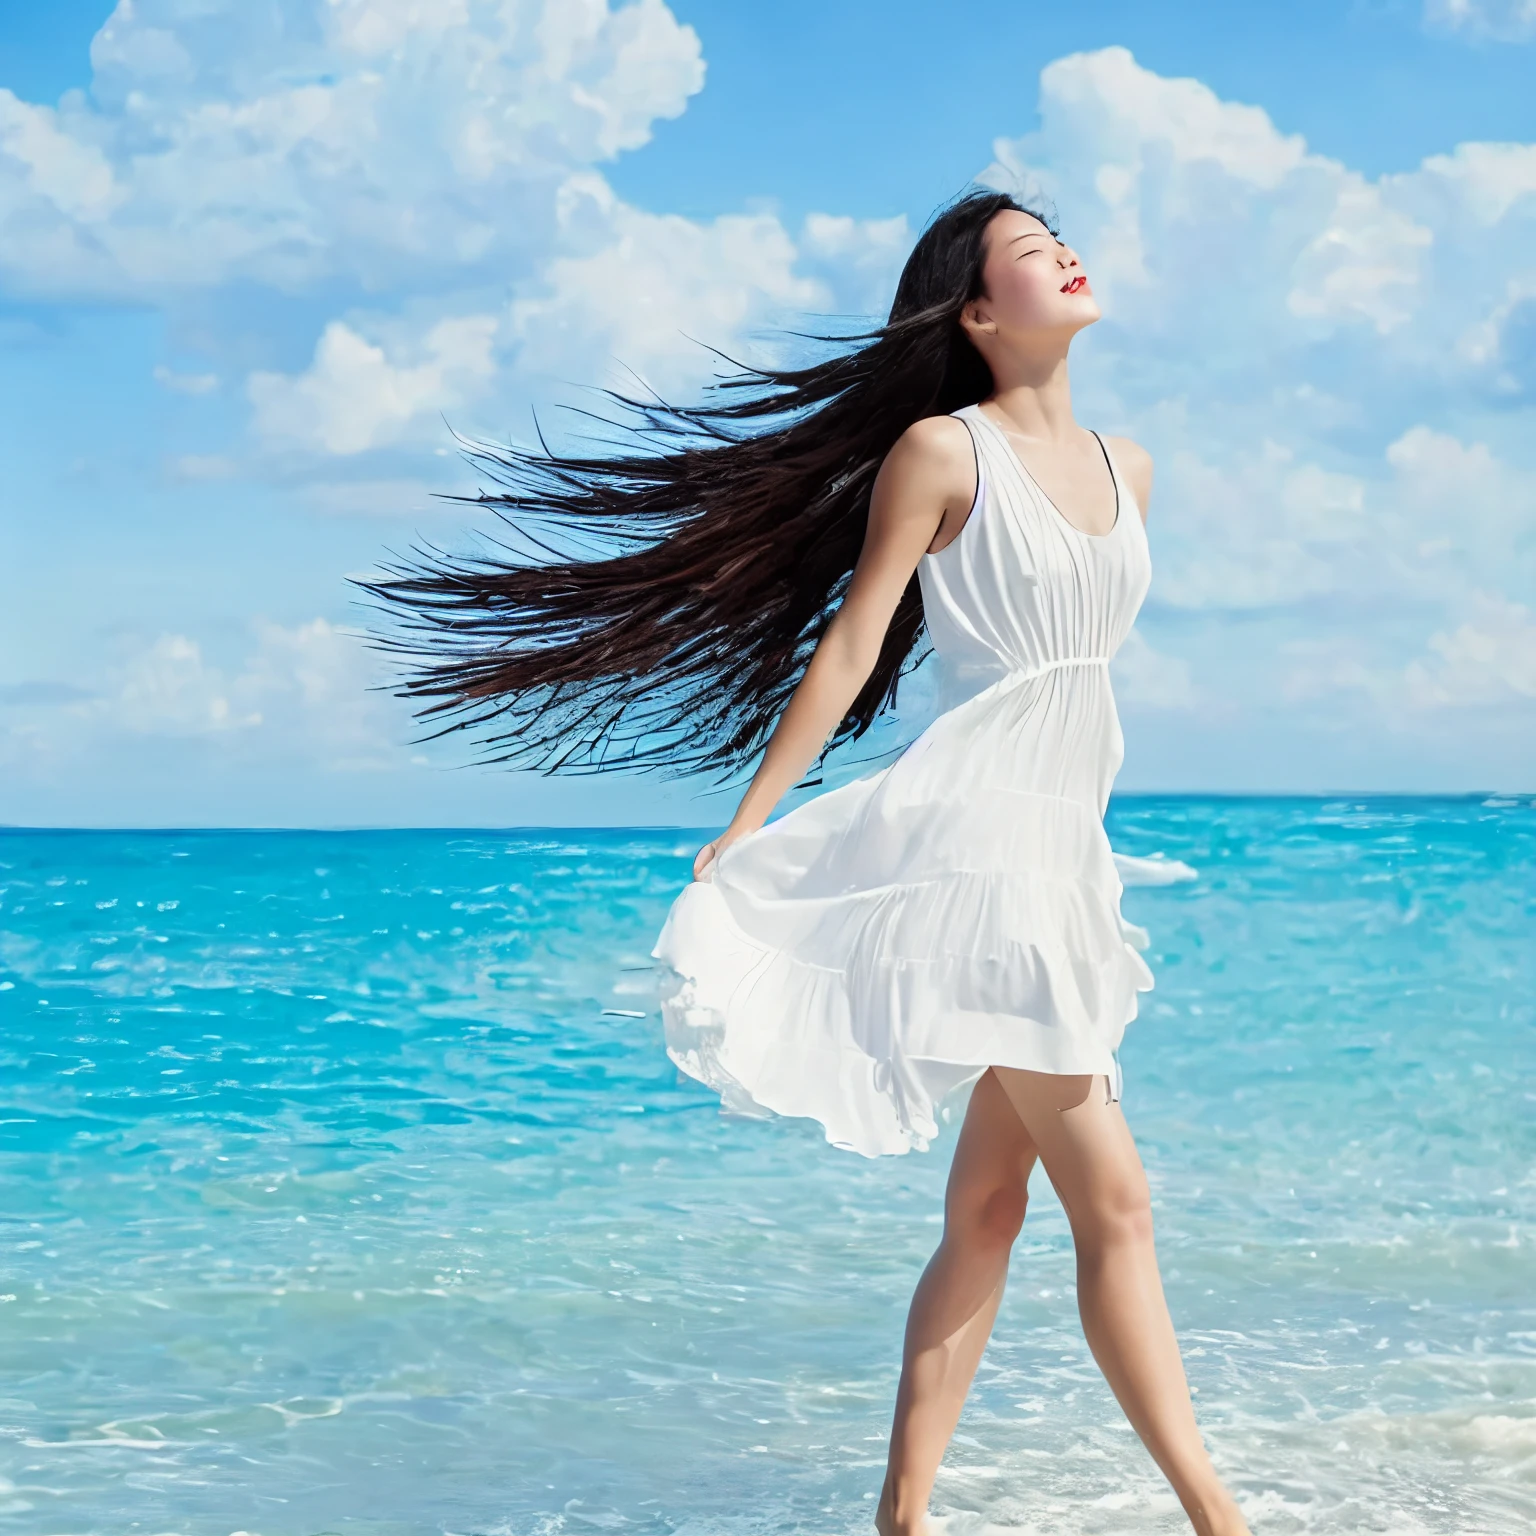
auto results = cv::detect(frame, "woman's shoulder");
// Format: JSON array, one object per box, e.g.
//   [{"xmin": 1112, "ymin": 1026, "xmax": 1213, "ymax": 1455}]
[
  {"xmin": 874, "ymin": 414, "xmax": 977, "ymax": 512},
  {"xmin": 886, "ymin": 413, "xmax": 976, "ymax": 481},
  {"xmin": 1101, "ymin": 433, "xmax": 1154, "ymax": 520},
  {"xmin": 880, "ymin": 413, "xmax": 976, "ymax": 473},
  {"xmin": 897, "ymin": 412, "xmax": 975, "ymax": 457}
]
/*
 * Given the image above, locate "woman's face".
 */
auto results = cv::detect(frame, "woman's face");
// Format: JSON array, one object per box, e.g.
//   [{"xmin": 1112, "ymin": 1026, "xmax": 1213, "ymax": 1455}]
[{"xmin": 963, "ymin": 209, "xmax": 1100, "ymax": 346}]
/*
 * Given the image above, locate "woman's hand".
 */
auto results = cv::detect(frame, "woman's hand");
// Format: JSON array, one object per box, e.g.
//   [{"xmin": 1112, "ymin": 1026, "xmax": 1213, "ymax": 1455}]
[{"xmin": 693, "ymin": 824, "xmax": 752, "ymax": 882}]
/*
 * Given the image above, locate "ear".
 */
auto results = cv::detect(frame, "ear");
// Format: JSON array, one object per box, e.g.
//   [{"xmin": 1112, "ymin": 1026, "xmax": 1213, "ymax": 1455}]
[{"xmin": 959, "ymin": 298, "xmax": 998, "ymax": 341}]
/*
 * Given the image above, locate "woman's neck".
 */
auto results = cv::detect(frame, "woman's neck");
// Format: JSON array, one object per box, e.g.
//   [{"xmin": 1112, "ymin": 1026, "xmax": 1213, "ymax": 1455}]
[{"xmin": 979, "ymin": 351, "xmax": 1077, "ymax": 445}]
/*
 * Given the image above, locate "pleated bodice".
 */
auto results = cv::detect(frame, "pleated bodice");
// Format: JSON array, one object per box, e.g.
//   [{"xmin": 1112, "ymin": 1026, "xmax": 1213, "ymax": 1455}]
[{"xmin": 916, "ymin": 403, "xmax": 1152, "ymax": 817}]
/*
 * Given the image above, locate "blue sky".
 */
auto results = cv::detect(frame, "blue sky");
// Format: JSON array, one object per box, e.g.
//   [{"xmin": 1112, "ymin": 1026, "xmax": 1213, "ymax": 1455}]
[{"xmin": 1, "ymin": 0, "xmax": 1533, "ymax": 827}]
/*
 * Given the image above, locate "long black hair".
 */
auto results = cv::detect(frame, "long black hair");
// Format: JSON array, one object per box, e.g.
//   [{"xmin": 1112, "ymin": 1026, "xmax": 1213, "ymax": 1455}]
[{"xmin": 354, "ymin": 188, "xmax": 1054, "ymax": 781}]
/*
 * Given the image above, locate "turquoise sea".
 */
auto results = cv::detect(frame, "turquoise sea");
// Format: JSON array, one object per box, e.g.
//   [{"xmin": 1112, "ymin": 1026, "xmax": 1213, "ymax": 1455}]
[{"xmin": 1, "ymin": 798, "xmax": 1532, "ymax": 1536}]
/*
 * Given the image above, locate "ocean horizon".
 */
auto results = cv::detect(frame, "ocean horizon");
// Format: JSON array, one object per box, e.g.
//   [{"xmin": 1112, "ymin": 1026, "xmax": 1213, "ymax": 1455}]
[
  {"xmin": 2, "ymin": 795, "xmax": 1532, "ymax": 1534},
  {"xmin": 6, "ymin": 788, "xmax": 1535, "ymax": 835}
]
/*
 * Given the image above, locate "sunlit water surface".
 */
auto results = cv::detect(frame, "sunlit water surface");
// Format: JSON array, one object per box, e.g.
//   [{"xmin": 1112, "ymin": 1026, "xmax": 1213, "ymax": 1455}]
[{"xmin": 0, "ymin": 799, "xmax": 1532, "ymax": 1535}]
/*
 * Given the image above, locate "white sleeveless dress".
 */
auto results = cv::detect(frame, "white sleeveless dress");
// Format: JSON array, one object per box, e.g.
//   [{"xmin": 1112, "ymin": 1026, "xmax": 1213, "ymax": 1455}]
[{"xmin": 651, "ymin": 403, "xmax": 1156, "ymax": 1157}]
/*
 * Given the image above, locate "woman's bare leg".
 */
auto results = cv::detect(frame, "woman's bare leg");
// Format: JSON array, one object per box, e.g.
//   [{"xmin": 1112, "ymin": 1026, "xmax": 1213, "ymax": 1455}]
[
  {"xmin": 990, "ymin": 1067, "xmax": 1250, "ymax": 1536},
  {"xmin": 876, "ymin": 1069, "xmax": 1038, "ymax": 1536}
]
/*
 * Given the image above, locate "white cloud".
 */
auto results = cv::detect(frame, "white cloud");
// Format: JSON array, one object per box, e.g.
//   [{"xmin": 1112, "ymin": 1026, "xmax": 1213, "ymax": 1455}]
[
  {"xmin": 973, "ymin": 46, "xmax": 1536, "ymax": 756},
  {"xmin": 1404, "ymin": 593, "xmax": 1536, "ymax": 706},
  {"xmin": 234, "ymin": 617, "xmax": 398, "ymax": 767},
  {"xmin": 981, "ymin": 44, "xmax": 1536, "ymax": 396},
  {"xmin": 1380, "ymin": 426, "xmax": 1536, "ymax": 608},
  {"xmin": 510, "ymin": 174, "xmax": 825, "ymax": 396},
  {"xmin": 997, "ymin": 46, "xmax": 1308, "ymax": 198},
  {"xmin": 506, "ymin": 185, "xmax": 908, "ymax": 406},
  {"xmin": 0, "ymin": 89, "xmax": 122, "ymax": 225},
  {"xmin": 111, "ymin": 633, "xmax": 263, "ymax": 736},
  {"xmin": 801, "ymin": 212, "xmax": 909, "ymax": 263},
  {"xmin": 250, "ymin": 176, "xmax": 910, "ymax": 453},
  {"xmin": 324, "ymin": 0, "xmax": 471, "ymax": 56},
  {"xmin": 1419, "ymin": 142, "xmax": 1536, "ymax": 225},
  {"xmin": 1424, "ymin": 0, "xmax": 1536, "ymax": 40},
  {"xmin": 0, "ymin": 0, "xmax": 705, "ymax": 298},
  {"xmin": 983, "ymin": 47, "xmax": 1439, "ymax": 349},
  {"xmin": 7, "ymin": 34, "xmax": 1535, "ymax": 793},
  {"xmin": 5, "ymin": 618, "xmax": 402, "ymax": 772},
  {"xmin": 1287, "ymin": 592, "xmax": 1536, "ymax": 718},
  {"xmin": 1110, "ymin": 629, "xmax": 1197, "ymax": 710},
  {"xmin": 1142, "ymin": 441, "xmax": 1369, "ymax": 612},
  {"xmin": 1287, "ymin": 182, "xmax": 1432, "ymax": 335},
  {"xmin": 249, "ymin": 313, "xmax": 499, "ymax": 454},
  {"xmin": 1143, "ymin": 422, "xmax": 1532, "ymax": 626},
  {"xmin": 0, "ymin": 4, "xmax": 900, "ymax": 462},
  {"xmin": 800, "ymin": 212, "xmax": 912, "ymax": 313}
]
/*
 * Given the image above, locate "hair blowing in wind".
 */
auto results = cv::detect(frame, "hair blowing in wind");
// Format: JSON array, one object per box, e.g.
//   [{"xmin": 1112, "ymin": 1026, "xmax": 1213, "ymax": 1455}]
[{"xmin": 354, "ymin": 190, "xmax": 1050, "ymax": 782}]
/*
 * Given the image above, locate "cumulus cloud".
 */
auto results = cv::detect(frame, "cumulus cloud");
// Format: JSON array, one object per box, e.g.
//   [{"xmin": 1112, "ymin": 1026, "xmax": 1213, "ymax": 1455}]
[
  {"xmin": 233, "ymin": 617, "xmax": 400, "ymax": 768},
  {"xmin": 799, "ymin": 212, "xmax": 912, "ymax": 312},
  {"xmin": 2, "ymin": 2, "xmax": 907, "ymax": 465},
  {"xmin": 110, "ymin": 633, "xmax": 264, "ymax": 736},
  {"xmin": 1404, "ymin": 593, "xmax": 1536, "ymax": 706},
  {"xmin": 1138, "ymin": 422, "xmax": 1533, "ymax": 622},
  {"xmin": 984, "ymin": 45, "xmax": 1536, "ymax": 392},
  {"xmin": 248, "ymin": 173, "xmax": 909, "ymax": 451},
  {"xmin": 249, "ymin": 313, "xmax": 500, "ymax": 454},
  {"xmin": 511, "ymin": 174, "xmax": 836, "ymax": 397},
  {"xmin": 6, "ymin": 26, "xmax": 1534, "ymax": 795},
  {"xmin": 0, "ymin": 0, "xmax": 704, "ymax": 298},
  {"xmin": 971, "ymin": 46, "xmax": 1536, "ymax": 752},
  {"xmin": 983, "ymin": 47, "xmax": 1441, "ymax": 356}
]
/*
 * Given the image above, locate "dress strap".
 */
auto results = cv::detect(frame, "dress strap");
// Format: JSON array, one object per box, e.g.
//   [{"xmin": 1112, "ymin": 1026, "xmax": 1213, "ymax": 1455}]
[
  {"xmin": 940, "ymin": 406, "xmax": 985, "ymax": 544},
  {"xmin": 949, "ymin": 406, "xmax": 983, "ymax": 494},
  {"xmin": 1088, "ymin": 429, "xmax": 1124, "ymax": 536}
]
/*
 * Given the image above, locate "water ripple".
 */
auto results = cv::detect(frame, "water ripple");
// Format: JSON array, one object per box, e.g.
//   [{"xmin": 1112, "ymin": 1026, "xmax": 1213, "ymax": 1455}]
[{"xmin": 0, "ymin": 804, "xmax": 1532, "ymax": 1534}]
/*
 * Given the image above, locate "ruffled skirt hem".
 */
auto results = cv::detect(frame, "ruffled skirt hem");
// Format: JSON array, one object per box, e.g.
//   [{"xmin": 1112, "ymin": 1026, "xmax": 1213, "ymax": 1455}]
[{"xmin": 651, "ymin": 865, "xmax": 1153, "ymax": 1158}]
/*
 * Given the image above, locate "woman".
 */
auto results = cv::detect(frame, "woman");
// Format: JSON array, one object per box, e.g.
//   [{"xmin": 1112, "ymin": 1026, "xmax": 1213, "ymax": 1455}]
[{"xmin": 360, "ymin": 190, "xmax": 1250, "ymax": 1535}]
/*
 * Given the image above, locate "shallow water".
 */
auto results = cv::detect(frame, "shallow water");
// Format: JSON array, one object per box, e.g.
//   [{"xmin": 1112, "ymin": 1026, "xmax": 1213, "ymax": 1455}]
[{"xmin": 0, "ymin": 799, "xmax": 1532, "ymax": 1535}]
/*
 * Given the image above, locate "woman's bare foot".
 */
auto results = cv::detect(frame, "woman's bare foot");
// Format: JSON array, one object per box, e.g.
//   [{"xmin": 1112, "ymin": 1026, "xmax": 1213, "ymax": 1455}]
[
  {"xmin": 873, "ymin": 1476, "xmax": 930, "ymax": 1536},
  {"xmin": 1183, "ymin": 1484, "xmax": 1251, "ymax": 1536},
  {"xmin": 876, "ymin": 1471, "xmax": 1247, "ymax": 1536}
]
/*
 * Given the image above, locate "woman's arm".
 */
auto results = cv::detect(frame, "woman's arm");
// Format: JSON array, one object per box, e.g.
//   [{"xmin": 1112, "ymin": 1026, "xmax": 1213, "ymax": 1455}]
[{"xmin": 693, "ymin": 414, "xmax": 976, "ymax": 879}]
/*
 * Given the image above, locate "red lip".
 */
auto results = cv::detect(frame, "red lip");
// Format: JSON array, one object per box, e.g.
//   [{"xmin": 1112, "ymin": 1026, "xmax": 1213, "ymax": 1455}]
[{"xmin": 1062, "ymin": 275, "xmax": 1088, "ymax": 295}]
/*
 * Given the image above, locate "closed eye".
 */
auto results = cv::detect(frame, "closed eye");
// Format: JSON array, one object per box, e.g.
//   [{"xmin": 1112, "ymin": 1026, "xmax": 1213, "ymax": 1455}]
[{"xmin": 1009, "ymin": 235, "xmax": 1065, "ymax": 260}]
